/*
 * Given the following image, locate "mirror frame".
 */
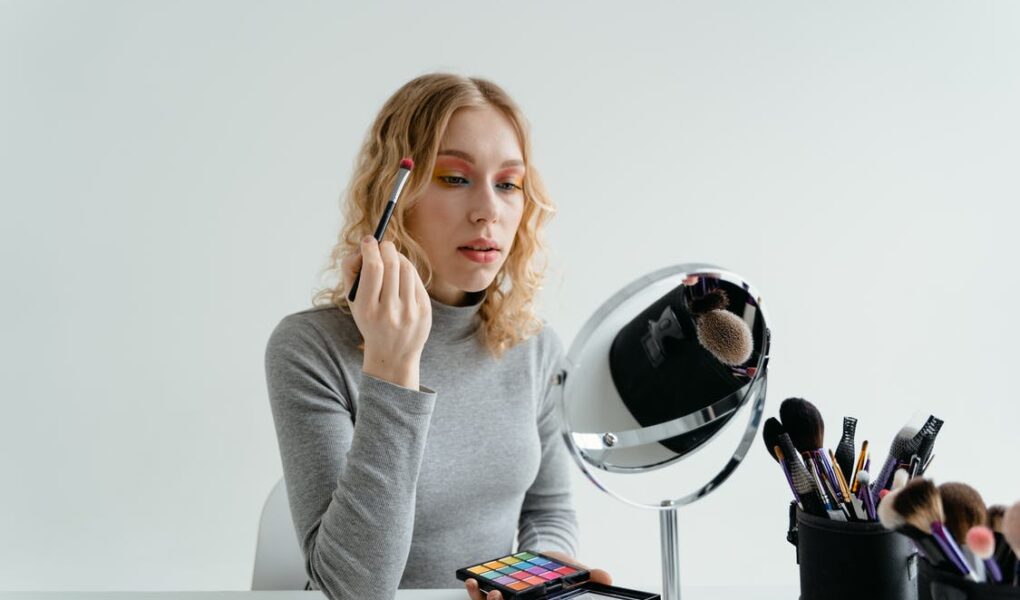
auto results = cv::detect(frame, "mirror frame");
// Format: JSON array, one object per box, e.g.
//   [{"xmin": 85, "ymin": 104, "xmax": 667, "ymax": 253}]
[{"xmin": 554, "ymin": 263, "xmax": 771, "ymax": 509}]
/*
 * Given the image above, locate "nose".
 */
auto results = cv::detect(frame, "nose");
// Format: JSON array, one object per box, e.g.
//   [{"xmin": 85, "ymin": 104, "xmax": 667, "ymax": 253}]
[{"xmin": 467, "ymin": 179, "xmax": 500, "ymax": 224}]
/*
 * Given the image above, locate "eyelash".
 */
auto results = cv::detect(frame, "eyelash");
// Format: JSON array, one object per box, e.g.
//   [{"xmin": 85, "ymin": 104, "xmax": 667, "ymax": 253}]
[{"xmin": 439, "ymin": 175, "xmax": 522, "ymax": 192}]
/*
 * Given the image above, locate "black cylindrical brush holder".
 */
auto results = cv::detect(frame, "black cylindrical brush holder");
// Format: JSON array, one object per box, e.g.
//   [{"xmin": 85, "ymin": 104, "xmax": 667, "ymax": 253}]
[
  {"xmin": 918, "ymin": 558, "xmax": 1020, "ymax": 600},
  {"xmin": 790, "ymin": 506, "xmax": 918, "ymax": 600}
]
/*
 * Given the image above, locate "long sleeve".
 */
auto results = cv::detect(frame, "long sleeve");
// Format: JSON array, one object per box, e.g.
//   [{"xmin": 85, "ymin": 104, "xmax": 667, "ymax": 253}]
[
  {"xmin": 516, "ymin": 327, "xmax": 580, "ymax": 557},
  {"xmin": 264, "ymin": 315, "xmax": 437, "ymax": 600}
]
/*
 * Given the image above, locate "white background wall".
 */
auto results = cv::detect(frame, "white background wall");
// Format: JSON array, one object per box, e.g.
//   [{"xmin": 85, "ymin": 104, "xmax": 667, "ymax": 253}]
[{"xmin": 2, "ymin": 0, "xmax": 1019, "ymax": 592}]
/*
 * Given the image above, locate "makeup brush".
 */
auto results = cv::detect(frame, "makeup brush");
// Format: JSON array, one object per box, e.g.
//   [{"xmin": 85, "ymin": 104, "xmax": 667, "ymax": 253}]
[
  {"xmin": 918, "ymin": 415, "xmax": 944, "ymax": 443},
  {"xmin": 779, "ymin": 398, "xmax": 843, "ymax": 501},
  {"xmin": 990, "ymin": 505, "xmax": 1006, "ymax": 532},
  {"xmin": 850, "ymin": 440, "xmax": 869, "ymax": 493},
  {"xmin": 828, "ymin": 449, "xmax": 862, "ymax": 520},
  {"xmin": 940, "ymin": 482, "xmax": 990, "ymax": 583},
  {"xmin": 871, "ymin": 424, "xmax": 920, "ymax": 494},
  {"xmin": 776, "ymin": 433, "xmax": 827, "ymax": 517},
  {"xmin": 876, "ymin": 478, "xmax": 903, "ymax": 528},
  {"xmin": 891, "ymin": 468, "xmax": 910, "ymax": 491},
  {"xmin": 968, "ymin": 526, "xmax": 1004, "ymax": 583},
  {"xmin": 988, "ymin": 504, "xmax": 1019, "ymax": 579},
  {"xmin": 691, "ymin": 289, "xmax": 754, "ymax": 366},
  {"xmin": 763, "ymin": 418, "xmax": 800, "ymax": 505},
  {"xmin": 1004, "ymin": 502, "xmax": 1020, "ymax": 585},
  {"xmin": 771, "ymin": 446, "xmax": 801, "ymax": 507},
  {"xmin": 762, "ymin": 417, "xmax": 785, "ymax": 462},
  {"xmin": 347, "ymin": 157, "xmax": 415, "ymax": 302},
  {"xmin": 834, "ymin": 416, "xmax": 857, "ymax": 482},
  {"xmin": 939, "ymin": 482, "xmax": 988, "ymax": 544},
  {"xmin": 856, "ymin": 470, "xmax": 877, "ymax": 521},
  {"xmin": 892, "ymin": 479, "xmax": 979, "ymax": 581}
]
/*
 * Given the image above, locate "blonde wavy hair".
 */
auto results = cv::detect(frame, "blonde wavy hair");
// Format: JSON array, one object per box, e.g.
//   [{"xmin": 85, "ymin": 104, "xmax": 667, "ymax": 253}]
[{"xmin": 312, "ymin": 73, "xmax": 557, "ymax": 359}]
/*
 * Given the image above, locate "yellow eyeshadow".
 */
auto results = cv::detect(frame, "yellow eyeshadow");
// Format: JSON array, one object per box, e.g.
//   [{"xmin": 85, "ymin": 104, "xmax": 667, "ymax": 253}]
[
  {"xmin": 483, "ymin": 561, "xmax": 505, "ymax": 569},
  {"xmin": 468, "ymin": 566, "xmax": 489, "ymax": 574}
]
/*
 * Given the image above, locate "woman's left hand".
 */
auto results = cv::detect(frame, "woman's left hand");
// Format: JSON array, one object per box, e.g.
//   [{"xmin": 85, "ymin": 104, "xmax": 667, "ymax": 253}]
[{"xmin": 463, "ymin": 551, "xmax": 613, "ymax": 600}]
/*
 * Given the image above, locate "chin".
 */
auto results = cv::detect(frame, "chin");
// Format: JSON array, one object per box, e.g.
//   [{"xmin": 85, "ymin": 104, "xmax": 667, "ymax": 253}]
[{"xmin": 454, "ymin": 272, "xmax": 497, "ymax": 294}]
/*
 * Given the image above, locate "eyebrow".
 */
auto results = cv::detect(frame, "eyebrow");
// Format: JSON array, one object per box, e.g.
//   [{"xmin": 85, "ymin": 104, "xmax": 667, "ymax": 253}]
[{"xmin": 437, "ymin": 149, "xmax": 524, "ymax": 169}]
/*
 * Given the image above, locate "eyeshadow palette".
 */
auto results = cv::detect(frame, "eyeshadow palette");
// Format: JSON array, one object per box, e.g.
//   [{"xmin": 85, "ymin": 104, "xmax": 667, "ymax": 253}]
[
  {"xmin": 456, "ymin": 551, "xmax": 661, "ymax": 600},
  {"xmin": 456, "ymin": 551, "xmax": 588, "ymax": 599}
]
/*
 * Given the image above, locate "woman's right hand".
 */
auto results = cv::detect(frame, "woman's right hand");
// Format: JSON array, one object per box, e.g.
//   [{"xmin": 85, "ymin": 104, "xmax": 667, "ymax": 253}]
[{"xmin": 342, "ymin": 235, "xmax": 432, "ymax": 390}]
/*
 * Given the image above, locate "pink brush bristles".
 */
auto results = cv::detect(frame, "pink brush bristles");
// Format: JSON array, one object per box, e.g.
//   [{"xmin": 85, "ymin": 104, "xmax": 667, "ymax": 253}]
[
  {"xmin": 966, "ymin": 526, "xmax": 996, "ymax": 559},
  {"xmin": 400, "ymin": 157, "xmax": 414, "ymax": 170}
]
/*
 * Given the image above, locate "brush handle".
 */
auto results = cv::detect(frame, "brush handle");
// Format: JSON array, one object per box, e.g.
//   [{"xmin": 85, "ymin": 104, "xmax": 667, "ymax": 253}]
[
  {"xmin": 850, "ymin": 441, "xmax": 868, "ymax": 493},
  {"xmin": 347, "ymin": 166, "xmax": 412, "ymax": 303},
  {"xmin": 871, "ymin": 454, "xmax": 899, "ymax": 495},
  {"xmin": 985, "ymin": 557, "xmax": 1003, "ymax": 583},
  {"xmin": 776, "ymin": 456, "xmax": 801, "ymax": 507},
  {"xmin": 806, "ymin": 458, "xmax": 833, "ymax": 509},
  {"xmin": 816, "ymin": 451, "xmax": 846, "ymax": 503},
  {"xmin": 856, "ymin": 482, "xmax": 877, "ymax": 521},
  {"xmin": 931, "ymin": 521, "xmax": 979, "ymax": 582}
]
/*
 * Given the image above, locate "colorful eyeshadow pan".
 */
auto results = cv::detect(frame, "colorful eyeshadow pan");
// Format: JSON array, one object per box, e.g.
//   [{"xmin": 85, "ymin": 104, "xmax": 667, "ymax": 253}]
[{"xmin": 458, "ymin": 551, "xmax": 591, "ymax": 599}]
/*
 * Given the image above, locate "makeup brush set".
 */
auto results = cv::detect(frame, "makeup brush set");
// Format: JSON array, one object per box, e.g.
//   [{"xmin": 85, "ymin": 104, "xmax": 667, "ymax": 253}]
[
  {"xmin": 764, "ymin": 396, "xmax": 1020, "ymax": 600},
  {"xmin": 881, "ymin": 479, "xmax": 1020, "ymax": 599},
  {"xmin": 763, "ymin": 397, "xmax": 943, "ymax": 524}
]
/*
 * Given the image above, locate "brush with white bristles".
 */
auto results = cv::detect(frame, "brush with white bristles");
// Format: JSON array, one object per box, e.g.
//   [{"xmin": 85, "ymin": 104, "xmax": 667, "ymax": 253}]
[
  {"xmin": 878, "ymin": 480, "xmax": 949, "ymax": 568},
  {"xmin": 891, "ymin": 479, "xmax": 980, "ymax": 582}
]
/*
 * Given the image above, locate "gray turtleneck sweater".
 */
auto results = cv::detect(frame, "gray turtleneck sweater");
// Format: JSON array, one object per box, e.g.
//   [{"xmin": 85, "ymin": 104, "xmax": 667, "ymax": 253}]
[{"xmin": 264, "ymin": 290, "xmax": 579, "ymax": 599}]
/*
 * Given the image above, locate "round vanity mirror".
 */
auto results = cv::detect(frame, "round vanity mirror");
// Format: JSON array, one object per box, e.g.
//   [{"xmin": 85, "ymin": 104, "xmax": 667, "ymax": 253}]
[{"xmin": 552, "ymin": 264, "xmax": 771, "ymax": 600}]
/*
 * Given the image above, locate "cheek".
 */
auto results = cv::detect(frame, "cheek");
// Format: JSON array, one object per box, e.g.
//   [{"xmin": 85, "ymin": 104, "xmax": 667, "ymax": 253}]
[{"xmin": 407, "ymin": 200, "xmax": 460, "ymax": 245}]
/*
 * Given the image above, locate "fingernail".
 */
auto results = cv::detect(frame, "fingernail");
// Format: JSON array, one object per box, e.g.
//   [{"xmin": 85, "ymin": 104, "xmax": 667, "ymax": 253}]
[{"xmin": 362, "ymin": 234, "xmax": 374, "ymax": 243}]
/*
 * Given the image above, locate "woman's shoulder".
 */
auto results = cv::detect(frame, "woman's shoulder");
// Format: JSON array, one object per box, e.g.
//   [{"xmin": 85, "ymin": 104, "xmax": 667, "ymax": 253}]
[
  {"xmin": 516, "ymin": 318, "xmax": 566, "ymax": 386},
  {"xmin": 266, "ymin": 304, "xmax": 361, "ymax": 357},
  {"xmin": 534, "ymin": 318, "xmax": 565, "ymax": 361}
]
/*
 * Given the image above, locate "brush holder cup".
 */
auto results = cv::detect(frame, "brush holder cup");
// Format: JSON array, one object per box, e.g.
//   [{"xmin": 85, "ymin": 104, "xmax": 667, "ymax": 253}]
[
  {"xmin": 918, "ymin": 558, "xmax": 1020, "ymax": 600},
  {"xmin": 789, "ymin": 505, "xmax": 919, "ymax": 600}
]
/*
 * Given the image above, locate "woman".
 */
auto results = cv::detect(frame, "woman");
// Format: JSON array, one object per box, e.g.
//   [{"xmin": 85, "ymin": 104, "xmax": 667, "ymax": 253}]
[{"xmin": 265, "ymin": 73, "xmax": 611, "ymax": 600}]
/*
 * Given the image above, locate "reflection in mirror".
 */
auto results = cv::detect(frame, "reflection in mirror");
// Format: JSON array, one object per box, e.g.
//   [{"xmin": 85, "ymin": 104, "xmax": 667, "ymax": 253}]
[{"xmin": 565, "ymin": 270, "xmax": 768, "ymax": 473}]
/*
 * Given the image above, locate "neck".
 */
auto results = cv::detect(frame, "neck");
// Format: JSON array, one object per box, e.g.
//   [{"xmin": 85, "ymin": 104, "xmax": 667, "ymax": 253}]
[{"xmin": 427, "ymin": 289, "xmax": 487, "ymax": 343}]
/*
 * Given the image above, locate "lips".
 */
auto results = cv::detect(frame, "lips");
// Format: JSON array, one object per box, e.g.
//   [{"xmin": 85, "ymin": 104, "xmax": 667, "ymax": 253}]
[
  {"xmin": 457, "ymin": 247, "xmax": 501, "ymax": 264},
  {"xmin": 458, "ymin": 237, "xmax": 500, "ymax": 252}
]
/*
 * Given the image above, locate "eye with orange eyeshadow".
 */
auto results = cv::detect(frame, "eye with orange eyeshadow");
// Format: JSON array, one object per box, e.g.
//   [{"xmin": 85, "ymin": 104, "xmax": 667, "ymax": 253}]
[
  {"xmin": 433, "ymin": 169, "xmax": 525, "ymax": 192},
  {"xmin": 495, "ymin": 166, "xmax": 525, "ymax": 192},
  {"xmin": 434, "ymin": 170, "xmax": 468, "ymax": 187}
]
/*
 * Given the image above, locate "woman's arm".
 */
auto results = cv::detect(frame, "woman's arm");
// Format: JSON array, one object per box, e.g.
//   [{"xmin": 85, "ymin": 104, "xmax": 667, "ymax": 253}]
[{"xmin": 265, "ymin": 314, "xmax": 436, "ymax": 600}]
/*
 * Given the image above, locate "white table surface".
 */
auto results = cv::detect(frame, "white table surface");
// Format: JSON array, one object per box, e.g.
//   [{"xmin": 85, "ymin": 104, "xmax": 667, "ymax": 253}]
[{"xmin": 0, "ymin": 587, "xmax": 799, "ymax": 600}]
